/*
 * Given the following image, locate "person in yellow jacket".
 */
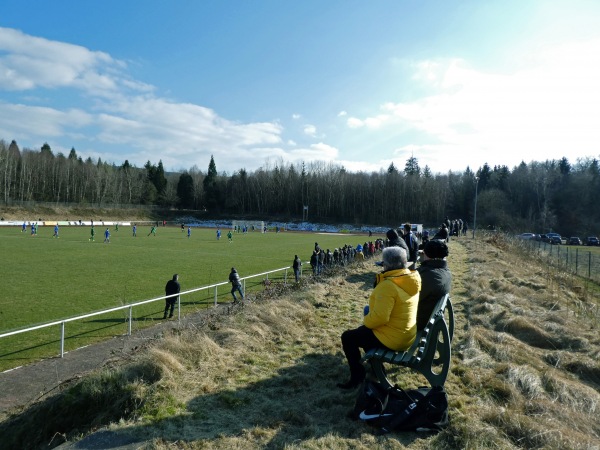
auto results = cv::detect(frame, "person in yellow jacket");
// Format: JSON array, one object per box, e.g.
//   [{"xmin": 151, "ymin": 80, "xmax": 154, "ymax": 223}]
[{"xmin": 337, "ymin": 246, "xmax": 421, "ymax": 389}]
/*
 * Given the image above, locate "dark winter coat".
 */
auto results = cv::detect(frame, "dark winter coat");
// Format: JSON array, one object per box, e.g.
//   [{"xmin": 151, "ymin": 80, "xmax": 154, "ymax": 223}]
[
  {"xmin": 416, "ymin": 259, "xmax": 452, "ymax": 330},
  {"xmin": 229, "ymin": 270, "xmax": 241, "ymax": 287}
]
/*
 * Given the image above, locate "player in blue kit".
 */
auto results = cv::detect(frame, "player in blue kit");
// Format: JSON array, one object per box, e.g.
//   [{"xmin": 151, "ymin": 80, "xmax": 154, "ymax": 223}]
[
  {"xmin": 53, "ymin": 224, "xmax": 59, "ymax": 238},
  {"xmin": 104, "ymin": 228, "xmax": 110, "ymax": 243}
]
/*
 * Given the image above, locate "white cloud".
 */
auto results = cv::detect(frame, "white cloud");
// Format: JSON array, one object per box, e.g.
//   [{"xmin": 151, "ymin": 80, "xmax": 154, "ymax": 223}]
[
  {"xmin": 292, "ymin": 113, "xmax": 301, "ymax": 119},
  {"xmin": 338, "ymin": 110, "xmax": 347, "ymax": 117},
  {"xmin": 303, "ymin": 124, "xmax": 317, "ymax": 137},
  {"xmin": 287, "ymin": 142, "xmax": 338, "ymax": 162},
  {"xmin": 0, "ymin": 27, "xmax": 286, "ymax": 172},
  {"xmin": 0, "ymin": 27, "xmax": 133, "ymax": 97},
  {"xmin": 347, "ymin": 117, "xmax": 364, "ymax": 128},
  {"xmin": 347, "ymin": 38, "xmax": 600, "ymax": 170},
  {"xmin": 0, "ymin": 102, "xmax": 92, "ymax": 138}
]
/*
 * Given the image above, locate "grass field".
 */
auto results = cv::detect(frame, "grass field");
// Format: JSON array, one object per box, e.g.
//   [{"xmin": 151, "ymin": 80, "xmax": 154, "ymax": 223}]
[{"xmin": 0, "ymin": 224, "xmax": 371, "ymax": 371}]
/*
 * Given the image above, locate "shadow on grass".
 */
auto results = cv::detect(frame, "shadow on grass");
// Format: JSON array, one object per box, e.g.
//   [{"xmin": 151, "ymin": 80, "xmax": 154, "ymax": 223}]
[
  {"xmin": 6, "ymin": 353, "xmax": 422, "ymax": 449},
  {"xmin": 346, "ymin": 270, "xmax": 376, "ymax": 291}
]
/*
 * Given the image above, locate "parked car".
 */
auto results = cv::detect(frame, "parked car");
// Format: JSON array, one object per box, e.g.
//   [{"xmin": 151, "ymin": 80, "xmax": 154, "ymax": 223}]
[
  {"xmin": 517, "ymin": 233, "xmax": 536, "ymax": 240},
  {"xmin": 586, "ymin": 236, "xmax": 600, "ymax": 246},
  {"xmin": 568, "ymin": 237, "xmax": 582, "ymax": 245},
  {"xmin": 543, "ymin": 232, "xmax": 560, "ymax": 243},
  {"xmin": 549, "ymin": 236, "xmax": 562, "ymax": 245}
]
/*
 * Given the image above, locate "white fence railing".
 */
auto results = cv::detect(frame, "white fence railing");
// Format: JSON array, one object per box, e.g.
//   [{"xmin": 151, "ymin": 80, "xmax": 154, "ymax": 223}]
[{"xmin": 0, "ymin": 265, "xmax": 302, "ymax": 359}]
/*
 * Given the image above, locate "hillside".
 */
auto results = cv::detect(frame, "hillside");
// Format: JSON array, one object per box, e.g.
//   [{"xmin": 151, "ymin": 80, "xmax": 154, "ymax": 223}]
[{"xmin": 0, "ymin": 235, "xmax": 599, "ymax": 449}]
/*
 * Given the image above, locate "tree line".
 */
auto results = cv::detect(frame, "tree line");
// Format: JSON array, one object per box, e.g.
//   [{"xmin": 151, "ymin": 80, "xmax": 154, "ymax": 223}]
[{"xmin": 1, "ymin": 139, "xmax": 599, "ymax": 236}]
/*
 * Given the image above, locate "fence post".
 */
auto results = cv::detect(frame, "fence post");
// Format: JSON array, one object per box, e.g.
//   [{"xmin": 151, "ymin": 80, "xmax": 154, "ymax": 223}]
[
  {"xmin": 284, "ymin": 268, "xmax": 288, "ymax": 285},
  {"xmin": 589, "ymin": 252, "xmax": 592, "ymax": 279},
  {"xmin": 575, "ymin": 248, "xmax": 578, "ymax": 275},
  {"xmin": 214, "ymin": 287, "xmax": 218, "ymax": 307},
  {"xmin": 60, "ymin": 321, "xmax": 65, "ymax": 358},
  {"xmin": 128, "ymin": 306, "xmax": 133, "ymax": 335},
  {"xmin": 177, "ymin": 297, "xmax": 181, "ymax": 323}
]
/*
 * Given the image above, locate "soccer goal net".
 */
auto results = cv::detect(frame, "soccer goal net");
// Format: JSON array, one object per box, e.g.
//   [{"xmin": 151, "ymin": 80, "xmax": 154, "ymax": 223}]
[{"xmin": 231, "ymin": 220, "xmax": 265, "ymax": 233}]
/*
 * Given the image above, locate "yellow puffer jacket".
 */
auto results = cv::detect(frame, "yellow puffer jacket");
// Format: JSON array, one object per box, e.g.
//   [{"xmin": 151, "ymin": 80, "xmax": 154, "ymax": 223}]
[{"xmin": 363, "ymin": 268, "xmax": 421, "ymax": 351}]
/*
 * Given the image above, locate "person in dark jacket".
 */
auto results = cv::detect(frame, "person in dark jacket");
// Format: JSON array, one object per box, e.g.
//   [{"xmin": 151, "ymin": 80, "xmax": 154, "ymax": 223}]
[
  {"xmin": 163, "ymin": 274, "xmax": 181, "ymax": 319},
  {"xmin": 416, "ymin": 239, "xmax": 451, "ymax": 330},
  {"xmin": 386, "ymin": 228, "xmax": 409, "ymax": 252},
  {"xmin": 310, "ymin": 250, "xmax": 318, "ymax": 275},
  {"xmin": 433, "ymin": 223, "xmax": 449, "ymax": 242},
  {"xmin": 292, "ymin": 255, "xmax": 302, "ymax": 282},
  {"xmin": 229, "ymin": 267, "xmax": 244, "ymax": 302},
  {"xmin": 402, "ymin": 223, "xmax": 419, "ymax": 269}
]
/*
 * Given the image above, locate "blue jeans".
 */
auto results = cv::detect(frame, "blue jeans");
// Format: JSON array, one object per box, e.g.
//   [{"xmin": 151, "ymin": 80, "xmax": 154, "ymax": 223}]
[{"xmin": 231, "ymin": 285, "xmax": 244, "ymax": 301}]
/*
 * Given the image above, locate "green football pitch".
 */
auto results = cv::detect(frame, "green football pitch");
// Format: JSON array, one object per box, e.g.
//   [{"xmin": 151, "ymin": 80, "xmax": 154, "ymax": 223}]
[{"xmin": 0, "ymin": 224, "xmax": 373, "ymax": 371}]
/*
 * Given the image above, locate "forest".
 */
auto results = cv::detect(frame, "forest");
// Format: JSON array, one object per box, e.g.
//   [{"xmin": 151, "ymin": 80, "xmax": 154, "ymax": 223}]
[{"xmin": 1, "ymin": 139, "xmax": 599, "ymax": 237}]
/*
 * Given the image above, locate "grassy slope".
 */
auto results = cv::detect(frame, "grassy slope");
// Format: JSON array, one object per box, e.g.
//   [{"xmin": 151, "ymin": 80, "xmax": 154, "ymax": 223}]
[{"xmin": 1, "ymin": 234, "xmax": 600, "ymax": 449}]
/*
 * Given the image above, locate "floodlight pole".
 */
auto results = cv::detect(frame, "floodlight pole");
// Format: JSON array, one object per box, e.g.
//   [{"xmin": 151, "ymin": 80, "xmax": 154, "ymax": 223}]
[{"xmin": 473, "ymin": 176, "xmax": 479, "ymax": 239}]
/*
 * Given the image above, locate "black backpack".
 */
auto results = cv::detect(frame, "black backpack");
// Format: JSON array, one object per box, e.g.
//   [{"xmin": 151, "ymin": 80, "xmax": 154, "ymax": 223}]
[{"xmin": 352, "ymin": 379, "xmax": 449, "ymax": 433}]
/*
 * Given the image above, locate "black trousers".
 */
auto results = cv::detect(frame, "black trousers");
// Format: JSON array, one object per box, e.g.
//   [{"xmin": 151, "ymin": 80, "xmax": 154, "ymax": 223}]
[
  {"xmin": 164, "ymin": 298, "xmax": 176, "ymax": 317},
  {"xmin": 340, "ymin": 325, "xmax": 389, "ymax": 382}
]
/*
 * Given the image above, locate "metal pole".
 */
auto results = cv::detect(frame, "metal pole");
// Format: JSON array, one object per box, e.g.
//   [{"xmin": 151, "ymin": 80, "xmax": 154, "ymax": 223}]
[
  {"xmin": 214, "ymin": 287, "xmax": 218, "ymax": 306},
  {"xmin": 472, "ymin": 176, "xmax": 479, "ymax": 239},
  {"xmin": 60, "ymin": 321, "xmax": 65, "ymax": 358},
  {"xmin": 177, "ymin": 297, "xmax": 181, "ymax": 323},
  {"xmin": 284, "ymin": 268, "xmax": 288, "ymax": 285},
  {"xmin": 128, "ymin": 306, "xmax": 132, "ymax": 335}
]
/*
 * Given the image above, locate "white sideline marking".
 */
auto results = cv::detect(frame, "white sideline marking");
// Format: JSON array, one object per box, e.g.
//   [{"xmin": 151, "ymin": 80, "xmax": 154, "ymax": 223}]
[{"xmin": 2, "ymin": 366, "xmax": 23, "ymax": 373}]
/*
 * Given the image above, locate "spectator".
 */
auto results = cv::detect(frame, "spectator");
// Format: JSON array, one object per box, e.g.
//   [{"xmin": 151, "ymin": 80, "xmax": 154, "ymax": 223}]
[
  {"xmin": 402, "ymin": 223, "xmax": 419, "ymax": 269},
  {"xmin": 292, "ymin": 255, "xmax": 302, "ymax": 282},
  {"xmin": 163, "ymin": 274, "xmax": 180, "ymax": 319},
  {"xmin": 433, "ymin": 223, "xmax": 449, "ymax": 242},
  {"xmin": 338, "ymin": 246, "xmax": 421, "ymax": 389},
  {"xmin": 416, "ymin": 240, "xmax": 452, "ymax": 330},
  {"xmin": 318, "ymin": 248, "xmax": 325, "ymax": 274},
  {"xmin": 229, "ymin": 267, "xmax": 244, "ymax": 302},
  {"xmin": 355, "ymin": 244, "xmax": 365, "ymax": 261},
  {"xmin": 386, "ymin": 228, "xmax": 409, "ymax": 253},
  {"xmin": 310, "ymin": 250, "xmax": 318, "ymax": 275}
]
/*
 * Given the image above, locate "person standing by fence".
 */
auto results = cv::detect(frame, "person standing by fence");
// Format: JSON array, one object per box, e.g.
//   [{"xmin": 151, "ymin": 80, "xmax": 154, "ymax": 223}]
[
  {"xmin": 163, "ymin": 274, "xmax": 180, "ymax": 319},
  {"xmin": 229, "ymin": 267, "xmax": 244, "ymax": 302},
  {"xmin": 293, "ymin": 255, "xmax": 302, "ymax": 282}
]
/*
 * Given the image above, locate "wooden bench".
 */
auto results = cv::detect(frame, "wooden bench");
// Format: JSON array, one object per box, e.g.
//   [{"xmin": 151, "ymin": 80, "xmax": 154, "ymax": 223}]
[{"xmin": 361, "ymin": 294, "xmax": 454, "ymax": 389}]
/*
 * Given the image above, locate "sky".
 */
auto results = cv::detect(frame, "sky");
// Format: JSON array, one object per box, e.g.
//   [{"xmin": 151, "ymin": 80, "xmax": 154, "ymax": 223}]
[{"xmin": 1, "ymin": 0, "xmax": 600, "ymax": 175}]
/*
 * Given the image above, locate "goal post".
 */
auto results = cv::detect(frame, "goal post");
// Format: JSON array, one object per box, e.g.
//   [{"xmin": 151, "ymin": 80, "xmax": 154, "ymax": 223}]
[{"xmin": 231, "ymin": 220, "xmax": 265, "ymax": 233}]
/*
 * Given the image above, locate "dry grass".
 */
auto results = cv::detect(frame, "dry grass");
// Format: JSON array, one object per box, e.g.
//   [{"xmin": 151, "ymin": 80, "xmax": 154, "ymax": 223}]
[{"xmin": 2, "ymin": 235, "xmax": 600, "ymax": 449}]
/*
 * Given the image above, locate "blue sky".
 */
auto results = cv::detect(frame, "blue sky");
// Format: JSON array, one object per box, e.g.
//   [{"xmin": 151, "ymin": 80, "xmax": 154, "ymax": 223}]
[{"xmin": 1, "ymin": 0, "xmax": 600, "ymax": 175}]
